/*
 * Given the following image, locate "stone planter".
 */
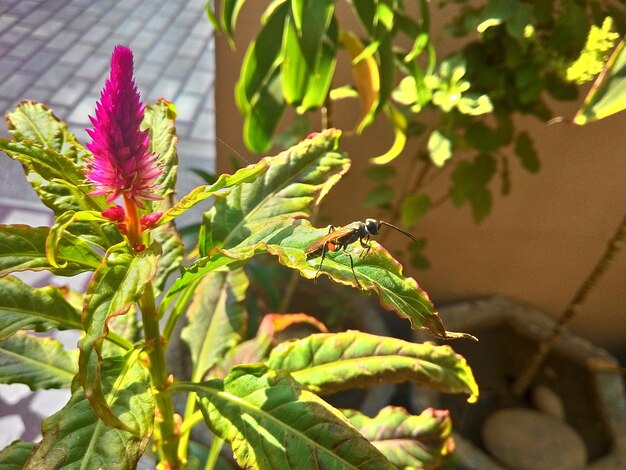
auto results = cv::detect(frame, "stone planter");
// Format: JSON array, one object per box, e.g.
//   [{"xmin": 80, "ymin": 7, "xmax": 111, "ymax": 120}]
[{"xmin": 413, "ymin": 296, "xmax": 626, "ymax": 470}]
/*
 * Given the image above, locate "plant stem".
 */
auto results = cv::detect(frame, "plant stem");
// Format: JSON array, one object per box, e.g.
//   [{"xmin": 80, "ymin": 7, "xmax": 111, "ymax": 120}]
[
  {"xmin": 511, "ymin": 217, "xmax": 625, "ymax": 398},
  {"xmin": 140, "ymin": 283, "xmax": 181, "ymax": 469},
  {"xmin": 205, "ymin": 437, "xmax": 225, "ymax": 470}
]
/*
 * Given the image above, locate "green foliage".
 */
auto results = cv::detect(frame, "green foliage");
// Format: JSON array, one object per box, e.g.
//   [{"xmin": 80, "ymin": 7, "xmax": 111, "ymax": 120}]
[
  {"xmin": 0, "ymin": 90, "xmax": 478, "ymax": 467},
  {"xmin": 575, "ymin": 36, "xmax": 626, "ymax": 124},
  {"xmin": 193, "ymin": 365, "xmax": 392, "ymax": 469},
  {"xmin": 344, "ymin": 407, "xmax": 453, "ymax": 469},
  {"xmin": 210, "ymin": 0, "xmax": 624, "ymax": 247}
]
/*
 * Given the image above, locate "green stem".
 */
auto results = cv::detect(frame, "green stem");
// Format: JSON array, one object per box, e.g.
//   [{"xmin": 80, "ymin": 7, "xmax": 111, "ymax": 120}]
[
  {"xmin": 106, "ymin": 331, "xmax": 134, "ymax": 351},
  {"xmin": 177, "ymin": 391, "xmax": 199, "ymax": 464},
  {"xmin": 205, "ymin": 437, "xmax": 225, "ymax": 470},
  {"xmin": 140, "ymin": 283, "xmax": 181, "ymax": 469}
]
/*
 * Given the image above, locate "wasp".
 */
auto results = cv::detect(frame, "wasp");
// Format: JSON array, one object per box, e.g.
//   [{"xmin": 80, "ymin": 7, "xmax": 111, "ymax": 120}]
[{"xmin": 304, "ymin": 218, "xmax": 420, "ymax": 288}]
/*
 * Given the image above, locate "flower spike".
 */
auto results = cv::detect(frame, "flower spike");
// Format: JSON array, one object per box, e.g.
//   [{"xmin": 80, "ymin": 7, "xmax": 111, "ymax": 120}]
[{"xmin": 86, "ymin": 45, "xmax": 162, "ymax": 209}]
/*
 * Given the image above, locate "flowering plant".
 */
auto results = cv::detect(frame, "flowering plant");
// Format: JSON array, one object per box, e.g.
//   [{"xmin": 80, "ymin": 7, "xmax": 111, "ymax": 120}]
[{"xmin": 0, "ymin": 46, "xmax": 477, "ymax": 469}]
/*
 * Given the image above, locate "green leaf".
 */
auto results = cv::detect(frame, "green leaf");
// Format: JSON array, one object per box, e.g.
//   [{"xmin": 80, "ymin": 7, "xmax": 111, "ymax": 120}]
[
  {"xmin": 182, "ymin": 269, "xmax": 249, "ymax": 381},
  {"xmin": 45, "ymin": 210, "xmax": 108, "ymax": 268},
  {"xmin": 143, "ymin": 100, "xmax": 178, "ymax": 202},
  {"xmin": 0, "ymin": 331, "xmax": 77, "ymax": 390},
  {"xmin": 281, "ymin": 0, "xmax": 335, "ymax": 107},
  {"xmin": 0, "ymin": 440, "xmax": 35, "ymax": 469},
  {"xmin": 401, "ymin": 193, "xmax": 431, "ymax": 227},
  {"xmin": 202, "ymin": 128, "xmax": 348, "ymax": 250},
  {"xmin": 254, "ymin": 220, "xmax": 470, "ymax": 339},
  {"xmin": 192, "ymin": 364, "xmax": 392, "ymax": 469},
  {"xmin": 0, "ymin": 137, "xmax": 119, "ymax": 249},
  {"xmin": 450, "ymin": 154, "xmax": 496, "ymax": 222},
  {"xmin": 243, "ymin": 67, "xmax": 287, "ymax": 153},
  {"xmin": 220, "ymin": 0, "xmax": 247, "ymax": 46},
  {"xmin": 0, "ymin": 276, "xmax": 81, "ymax": 339},
  {"xmin": 300, "ymin": 16, "xmax": 338, "ymax": 111},
  {"xmin": 220, "ymin": 313, "xmax": 327, "ymax": 374},
  {"xmin": 267, "ymin": 330, "xmax": 478, "ymax": 400},
  {"xmin": 143, "ymin": 101, "xmax": 184, "ymax": 294},
  {"xmin": 364, "ymin": 184, "xmax": 394, "ymax": 209},
  {"xmin": 370, "ymin": 105, "xmax": 408, "ymax": 165},
  {"xmin": 0, "ymin": 139, "xmax": 104, "ymax": 214},
  {"xmin": 465, "ymin": 122, "xmax": 502, "ymax": 153},
  {"xmin": 150, "ymin": 221, "xmax": 184, "ymax": 296},
  {"xmin": 344, "ymin": 407, "xmax": 453, "ymax": 469},
  {"xmin": 25, "ymin": 354, "xmax": 154, "ymax": 469},
  {"xmin": 575, "ymin": 38, "xmax": 626, "ymax": 124},
  {"xmin": 364, "ymin": 165, "xmax": 397, "ymax": 181},
  {"xmin": 78, "ymin": 244, "xmax": 160, "ymax": 434},
  {"xmin": 101, "ymin": 308, "xmax": 139, "ymax": 358},
  {"xmin": 427, "ymin": 129, "xmax": 454, "ymax": 167},
  {"xmin": 175, "ymin": 211, "xmax": 468, "ymax": 339},
  {"xmin": 6, "ymin": 101, "xmax": 87, "ymax": 164},
  {"xmin": 158, "ymin": 159, "xmax": 270, "ymax": 226},
  {"xmin": 514, "ymin": 131, "xmax": 540, "ymax": 173},
  {"xmin": 235, "ymin": 3, "xmax": 287, "ymax": 113},
  {"xmin": 0, "ymin": 225, "xmax": 101, "ymax": 277}
]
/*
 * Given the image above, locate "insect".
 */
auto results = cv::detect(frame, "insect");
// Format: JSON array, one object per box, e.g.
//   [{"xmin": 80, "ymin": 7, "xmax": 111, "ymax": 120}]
[{"xmin": 304, "ymin": 218, "xmax": 420, "ymax": 288}]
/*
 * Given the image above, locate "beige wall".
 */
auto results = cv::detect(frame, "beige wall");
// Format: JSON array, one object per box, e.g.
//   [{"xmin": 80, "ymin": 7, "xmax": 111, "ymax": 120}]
[{"xmin": 214, "ymin": 4, "xmax": 625, "ymax": 354}]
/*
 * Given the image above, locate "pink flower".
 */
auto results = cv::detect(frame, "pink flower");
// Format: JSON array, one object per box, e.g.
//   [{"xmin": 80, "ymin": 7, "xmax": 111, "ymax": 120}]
[{"xmin": 86, "ymin": 45, "xmax": 162, "ymax": 209}]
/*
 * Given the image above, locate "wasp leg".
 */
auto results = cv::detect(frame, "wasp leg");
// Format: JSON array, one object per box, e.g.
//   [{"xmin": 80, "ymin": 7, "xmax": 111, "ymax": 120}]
[
  {"xmin": 314, "ymin": 241, "xmax": 330, "ymax": 282},
  {"xmin": 345, "ymin": 251, "xmax": 362, "ymax": 289},
  {"xmin": 340, "ymin": 245, "xmax": 362, "ymax": 289},
  {"xmin": 358, "ymin": 235, "xmax": 371, "ymax": 259}
]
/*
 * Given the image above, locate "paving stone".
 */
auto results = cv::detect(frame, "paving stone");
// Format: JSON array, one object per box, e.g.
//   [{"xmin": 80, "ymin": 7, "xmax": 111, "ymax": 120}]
[
  {"xmin": 173, "ymin": 92, "xmax": 202, "ymax": 123},
  {"xmin": 21, "ymin": 86, "xmax": 54, "ymax": 104},
  {"xmin": 46, "ymin": 30, "xmax": 81, "ymax": 51},
  {"xmin": 79, "ymin": 24, "xmax": 111, "ymax": 45},
  {"xmin": 60, "ymin": 43, "xmax": 96, "ymax": 66},
  {"xmin": 67, "ymin": 13, "xmax": 99, "ymax": 34},
  {"xmin": 145, "ymin": 14, "xmax": 170, "ymax": 32},
  {"xmin": 35, "ymin": 63, "xmax": 74, "ymax": 89},
  {"xmin": 0, "ymin": 24, "xmax": 31, "ymax": 46},
  {"xmin": 0, "ymin": 71, "xmax": 35, "ymax": 99},
  {"xmin": 7, "ymin": 0, "xmax": 41, "ymax": 16},
  {"xmin": 32, "ymin": 19, "xmax": 66, "ymax": 39},
  {"xmin": 191, "ymin": 109, "xmax": 215, "ymax": 142},
  {"xmin": 164, "ymin": 56, "xmax": 195, "ymax": 80},
  {"xmin": 21, "ymin": 9, "xmax": 52, "ymax": 27},
  {"xmin": 114, "ymin": 17, "xmax": 144, "ymax": 41},
  {"xmin": 7, "ymin": 36, "xmax": 44, "ymax": 59},
  {"xmin": 74, "ymin": 54, "xmax": 109, "ymax": 80},
  {"xmin": 145, "ymin": 42, "xmax": 176, "ymax": 66},
  {"xmin": 21, "ymin": 49, "xmax": 59, "ymax": 74},
  {"xmin": 0, "ymin": 14, "xmax": 18, "ymax": 31},
  {"xmin": 135, "ymin": 60, "xmax": 163, "ymax": 88},
  {"xmin": 191, "ymin": 18, "xmax": 214, "ymax": 40},
  {"xmin": 178, "ymin": 36, "xmax": 207, "ymax": 60},
  {"xmin": 0, "ymin": 56, "xmax": 21, "ymax": 82},
  {"xmin": 183, "ymin": 69, "xmax": 213, "ymax": 95},
  {"xmin": 147, "ymin": 76, "xmax": 183, "ymax": 103},
  {"xmin": 103, "ymin": 8, "xmax": 133, "ymax": 26},
  {"xmin": 129, "ymin": 30, "xmax": 160, "ymax": 55},
  {"xmin": 67, "ymin": 93, "xmax": 99, "ymax": 126},
  {"xmin": 161, "ymin": 26, "xmax": 189, "ymax": 45},
  {"xmin": 50, "ymin": 79, "xmax": 90, "ymax": 107}
]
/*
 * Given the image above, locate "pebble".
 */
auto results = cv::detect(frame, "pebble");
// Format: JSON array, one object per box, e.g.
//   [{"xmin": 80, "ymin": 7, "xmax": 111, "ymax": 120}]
[
  {"xmin": 531, "ymin": 385, "xmax": 565, "ymax": 419},
  {"xmin": 483, "ymin": 408, "xmax": 587, "ymax": 470}
]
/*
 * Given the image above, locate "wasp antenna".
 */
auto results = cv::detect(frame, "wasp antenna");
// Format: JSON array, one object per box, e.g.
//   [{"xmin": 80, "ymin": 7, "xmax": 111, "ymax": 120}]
[{"xmin": 379, "ymin": 220, "xmax": 421, "ymax": 245}]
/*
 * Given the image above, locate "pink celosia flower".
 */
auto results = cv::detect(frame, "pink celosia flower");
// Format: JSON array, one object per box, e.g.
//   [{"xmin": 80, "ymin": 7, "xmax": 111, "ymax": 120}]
[
  {"xmin": 86, "ymin": 45, "xmax": 162, "ymax": 209},
  {"xmin": 140, "ymin": 212, "xmax": 162, "ymax": 230},
  {"xmin": 101, "ymin": 204, "xmax": 126, "ymax": 222}
]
